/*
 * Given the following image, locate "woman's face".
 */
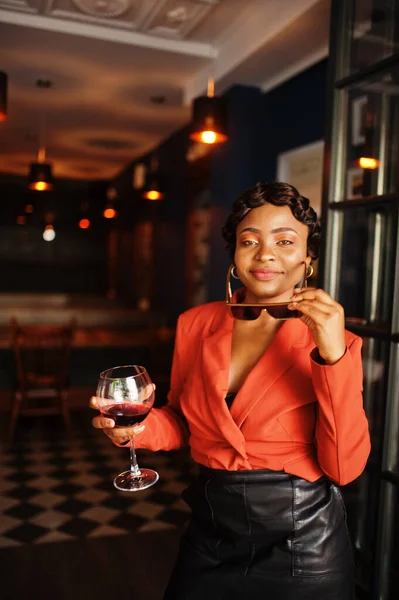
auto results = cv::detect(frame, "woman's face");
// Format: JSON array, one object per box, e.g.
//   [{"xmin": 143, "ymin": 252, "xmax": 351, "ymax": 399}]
[{"xmin": 234, "ymin": 203, "xmax": 311, "ymax": 304}]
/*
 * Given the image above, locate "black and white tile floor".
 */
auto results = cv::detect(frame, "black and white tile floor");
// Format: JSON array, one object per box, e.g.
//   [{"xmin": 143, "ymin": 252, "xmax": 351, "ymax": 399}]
[{"xmin": 0, "ymin": 414, "xmax": 195, "ymax": 548}]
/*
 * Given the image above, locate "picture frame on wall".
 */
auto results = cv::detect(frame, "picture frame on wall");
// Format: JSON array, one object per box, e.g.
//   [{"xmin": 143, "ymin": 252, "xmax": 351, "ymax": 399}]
[
  {"xmin": 277, "ymin": 140, "xmax": 324, "ymax": 284},
  {"xmin": 346, "ymin": 167, "xmax": 364, "ymax": 199},
  {"xmin": 277, "ymin": 140, "xmax": 324, "ymax": 217},
  {"xmin": 351, "ymin": 95, "xmax": 368, "ymax": 146}
]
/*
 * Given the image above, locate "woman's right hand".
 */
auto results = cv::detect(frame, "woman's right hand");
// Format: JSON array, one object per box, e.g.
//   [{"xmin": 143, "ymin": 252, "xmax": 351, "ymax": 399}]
[{"xmin": 90, "ymin": 396, "xmax": 145, "ymax": 446}]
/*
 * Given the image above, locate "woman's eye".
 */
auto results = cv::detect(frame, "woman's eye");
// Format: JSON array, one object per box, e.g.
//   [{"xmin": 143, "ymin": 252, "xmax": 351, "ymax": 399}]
[
  {"xmin": 276, "ymin": 240, "xmax": 293, "ymax": 246},
  {"xmin": 241, "ymin": 239, "xmax": 258, "ymax": 246}
]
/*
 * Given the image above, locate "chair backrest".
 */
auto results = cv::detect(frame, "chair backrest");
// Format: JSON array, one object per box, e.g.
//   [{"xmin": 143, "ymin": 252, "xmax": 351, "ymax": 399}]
[{"xmin": 10, "ymin": 318, "xmax": 76, "ymax": 392}]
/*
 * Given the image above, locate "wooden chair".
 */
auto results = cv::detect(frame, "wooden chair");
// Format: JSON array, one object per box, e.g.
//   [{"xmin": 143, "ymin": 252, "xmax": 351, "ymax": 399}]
[{"xmin": 9, "ymin": 317, "xmax": 76, "ymax": 441}]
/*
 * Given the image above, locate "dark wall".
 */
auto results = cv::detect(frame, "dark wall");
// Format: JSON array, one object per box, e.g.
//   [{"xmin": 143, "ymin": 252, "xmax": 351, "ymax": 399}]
[
  {"xmin": 262, "ymin": 59, "xmax": 328, "ymax": 180},
  {"xmin": 112, "ymin": 127, "xmax": 191, "ymax": 321},
  {"xmin": 0, "ymin": 174, "xmax": 109, "ymax": 294}
]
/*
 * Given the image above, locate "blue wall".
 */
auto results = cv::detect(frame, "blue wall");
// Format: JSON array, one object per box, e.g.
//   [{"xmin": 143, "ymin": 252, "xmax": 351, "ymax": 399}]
[{"xmin": 262, "ymin": 59, "xmax": 328, "ymax": 179}]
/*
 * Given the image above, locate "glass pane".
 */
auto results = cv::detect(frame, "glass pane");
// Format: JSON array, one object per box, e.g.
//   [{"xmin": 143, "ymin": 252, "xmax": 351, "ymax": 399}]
[
  {"xmin": 346, "ymin": 89, "xmax": 381, "ymax": 198},
  {"xmin": 350, "ymin": 0, "xmax": 399, "ymax": 74},
  {"xmin": 384, "ymin": 343, "xmax": 399, "ymax": 475},
  {"xmin": 362, "ymin": 337, "xmax": 390, "ymax": 462},
  {"xmin": 343, "ymin": 468, "xmax": 380, "ymax": 593},
  {"xmin": 390, "ymin": 487, "xmax": 399, "ymax": 600},
  {"xmin": 344, "ymin": 69, "xmax": 399, "ymax": 199},
  {"xmin": 339, "ymin": 205, "xmax": 396, "ymax": 327},
  {"xmin": 341, "ymin": 337, "xmax": 390, "ymax": 594}
]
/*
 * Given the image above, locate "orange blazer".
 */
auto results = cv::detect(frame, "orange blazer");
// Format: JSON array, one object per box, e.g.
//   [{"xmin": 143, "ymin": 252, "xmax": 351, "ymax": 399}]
[{"xmin": 135, "ymin": 301, "xmax": 371, "ymax": 485}]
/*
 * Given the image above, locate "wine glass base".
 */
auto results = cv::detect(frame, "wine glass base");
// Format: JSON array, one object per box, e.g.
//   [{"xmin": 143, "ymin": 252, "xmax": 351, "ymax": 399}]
[{"xmin": 113, "ymin": 469, "xmax": 159, "ymax": 492}]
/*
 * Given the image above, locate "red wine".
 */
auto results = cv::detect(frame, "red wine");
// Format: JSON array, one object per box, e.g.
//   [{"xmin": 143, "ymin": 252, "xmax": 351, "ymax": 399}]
[{"xmin": 102, "ymin": 403, "xmax": 151, "ymax": 427}]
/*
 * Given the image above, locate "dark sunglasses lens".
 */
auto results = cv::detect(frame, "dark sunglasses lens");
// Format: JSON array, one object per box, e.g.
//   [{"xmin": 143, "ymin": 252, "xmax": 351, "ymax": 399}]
[
  {"xmin": 229, "ymin": 306, "xmax": 263, "ymax": 320},
  {"xmin": 265, "ymin": 304, "xmax": 298, "ymax": 319}
]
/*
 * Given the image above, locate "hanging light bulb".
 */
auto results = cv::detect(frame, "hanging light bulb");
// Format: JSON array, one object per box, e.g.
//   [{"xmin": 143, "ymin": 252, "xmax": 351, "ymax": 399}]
[
  {"xmin": 28, "ymin": 80, "xmax": 54, "ymax": 191},
  {"xmin": 79, "ymin": 218, "xmax": 91, "ymax": 229},
  {"xmin": 143, "ymin": 155, "xmax": 164, "ymax": 200},
  {"xmin": 190, "ymin": 77, "xmax": 228, "ymax": 144},
  {"xmin": 43, "ymin": 224, "xmax": 56, "ymax": 242},
  {"xmin": 0, "ymin": 72, "xmax": 7, "ymax": 121},
  {"xmin": 79, "ymin": 200, "xmax": 91, "ymax": 229},
  {"xmin": 28, "ymin": 156, "xmax": 54, "ymax": 191},
  {"xmin": 103, "ymin": 203, "xmax": 117, "ymax": 219},
  {"xmin": 143, "ymin": 189, "xmax": 163, "ymax": 201}
]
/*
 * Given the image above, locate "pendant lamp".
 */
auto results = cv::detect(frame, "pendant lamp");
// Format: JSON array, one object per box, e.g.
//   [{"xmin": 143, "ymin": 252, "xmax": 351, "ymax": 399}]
[
  {"xmin": 0, "ymin": 72, "xmax": 7, "ymax": 121},
  {"xmin": 28, "ymin": 155, "xmax": 54, "ymax": 191},
  {"xmin": 28, "ymin": 80, "xmax": 54, "ymax": 191},
  {"xmin": 143, "ymin": 155, "xmax": 164, "ymax": 200},
  {"xmin": 190, "ymin": 77, "xmax": 228, "ymax": 144}
]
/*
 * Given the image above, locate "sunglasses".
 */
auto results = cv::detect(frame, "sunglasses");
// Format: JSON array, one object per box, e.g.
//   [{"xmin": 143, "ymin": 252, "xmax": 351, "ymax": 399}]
[{"xmin": 225, "ymin": 264, "xmax": 307, "ymax": 321}]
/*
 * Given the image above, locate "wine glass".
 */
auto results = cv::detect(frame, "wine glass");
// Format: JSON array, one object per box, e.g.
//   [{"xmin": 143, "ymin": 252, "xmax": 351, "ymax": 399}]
[{"xmin": 96, "ymin": 365, "xmax": 159, "ymax": 492}]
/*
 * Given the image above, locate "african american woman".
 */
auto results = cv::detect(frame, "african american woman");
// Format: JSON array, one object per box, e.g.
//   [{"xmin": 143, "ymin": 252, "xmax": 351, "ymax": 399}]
[{"xmin": 91, "ymin": 181, "xmax": 370, "ymax": 600}]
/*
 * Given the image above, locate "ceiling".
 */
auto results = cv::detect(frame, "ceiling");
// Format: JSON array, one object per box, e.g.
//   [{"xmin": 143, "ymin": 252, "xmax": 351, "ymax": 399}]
[{"xmin": 0, "ymin": 0, "xmax": 331, "ymax": 181}]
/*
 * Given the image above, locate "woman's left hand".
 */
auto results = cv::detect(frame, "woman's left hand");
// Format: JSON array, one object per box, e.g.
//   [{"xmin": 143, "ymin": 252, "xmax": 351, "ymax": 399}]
[{"xmin": 288, "ymin": 287, "xmax": 346, "ymax": 365}]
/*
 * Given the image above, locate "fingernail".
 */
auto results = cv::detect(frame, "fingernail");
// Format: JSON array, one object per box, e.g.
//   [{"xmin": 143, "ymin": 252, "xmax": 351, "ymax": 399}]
[{"xmin": 106, "ymin": 419, "xmax": 114, "ymax": 427}]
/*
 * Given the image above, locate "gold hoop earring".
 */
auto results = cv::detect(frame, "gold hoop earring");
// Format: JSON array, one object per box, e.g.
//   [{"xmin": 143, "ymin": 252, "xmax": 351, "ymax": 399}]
[
  {"xmin": 305, "ymin": 265, "xmax": 314, "ymax": 279},
  {"xmin": 231, "ymin": 266, "xmax": 240, "ymax": 280}
]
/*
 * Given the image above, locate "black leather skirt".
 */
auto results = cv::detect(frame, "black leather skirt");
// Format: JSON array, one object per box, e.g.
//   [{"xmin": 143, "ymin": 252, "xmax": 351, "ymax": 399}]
[{"xmin": 163, "ymin": 467, "xmax": 355, "ymax": 600}]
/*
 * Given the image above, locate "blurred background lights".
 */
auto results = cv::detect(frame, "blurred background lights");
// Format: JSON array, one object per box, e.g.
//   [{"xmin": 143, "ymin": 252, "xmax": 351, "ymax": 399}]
[
  {"xmin": 200, "ymin": 131, "xmax": 217, "ymax": 144},
  {"xmin": 79, "ymin": 218, "xmax": 91, "ymax": 229},
  {"xmin": 43, "ymin": 224, "xmax": 55, "ymax": 242},
  {"xmin": 103, "ymin": 206, "xmax": 117, "ymax": 219},
  {"xmin": 358, "ymin": 157, "xmax": 379, "ymax": 169}
]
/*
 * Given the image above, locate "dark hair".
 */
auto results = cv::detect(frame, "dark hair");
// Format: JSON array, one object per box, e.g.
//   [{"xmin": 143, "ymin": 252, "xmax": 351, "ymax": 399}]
[{"xmin": 222, "ymin": 181, "xmax": 321, "ymax": 260}]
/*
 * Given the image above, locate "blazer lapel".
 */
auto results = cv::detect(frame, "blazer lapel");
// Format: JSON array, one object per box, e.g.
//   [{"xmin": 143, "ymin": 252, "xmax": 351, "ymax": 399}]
[
  {"xmin": 200, "ymin": 305, "xmax": 248, "ymax": 458},
  {"xmin": 230, "ymin": 319, "xmax": 309, "ymax": 428}
]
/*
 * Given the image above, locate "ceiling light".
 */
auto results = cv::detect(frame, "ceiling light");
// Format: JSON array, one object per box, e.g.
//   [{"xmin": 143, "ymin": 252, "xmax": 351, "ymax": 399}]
[
  {"xmin": 190, "ymin": 77, "xmax": 228, "ymax": 144},
  {"xmin": 79, "ymin": 218, "xmax": 91, "ymax": 229},
  {"xmin": 43, "ymin": 225, "xmax": 56, "ymax": 242},
  {"xmin": 143, "ymin": 155, "xmax": 163, "ymax": 200},
  {"xmin": 28, "ymin": 80, "xmax": 54, "ymax": 191},
  {"xmin": 103, "ymin": 204, "xmax": 117, "ymax": 219},
  {"xmin": 28, "ymin": 161, "xmax": 53, "ymax": 191},
  {"xmin": 143, "ymin": 189, "xmax": 163, "ymax": 201},
  {"xmin": 0, "ymin": 72, "xmax": 7, "ymax": 121}
]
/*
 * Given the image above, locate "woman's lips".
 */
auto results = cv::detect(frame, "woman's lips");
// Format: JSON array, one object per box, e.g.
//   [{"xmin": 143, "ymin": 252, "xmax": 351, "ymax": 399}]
[{"xmin": 250, "ymin": 269, "xmax": 281, "ymax": 281}]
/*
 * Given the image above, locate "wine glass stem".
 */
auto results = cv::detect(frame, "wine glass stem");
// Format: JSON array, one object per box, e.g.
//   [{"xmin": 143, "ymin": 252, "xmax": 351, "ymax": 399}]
[{"xmin": 129, "ymin": 439, "xmax": 141, "ymax": 477}]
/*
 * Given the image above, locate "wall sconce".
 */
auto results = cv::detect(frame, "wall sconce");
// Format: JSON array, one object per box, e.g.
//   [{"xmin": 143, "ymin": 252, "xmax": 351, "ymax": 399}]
[{"xmin": 356, "ymin": 111, "xmax": 379, "ymax": 170}]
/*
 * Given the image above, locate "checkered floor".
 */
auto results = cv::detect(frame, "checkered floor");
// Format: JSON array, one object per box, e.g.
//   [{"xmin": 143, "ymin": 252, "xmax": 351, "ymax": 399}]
[{"xmin": 0, "ymin": 414, "xmax": 196, "ymax": 548}]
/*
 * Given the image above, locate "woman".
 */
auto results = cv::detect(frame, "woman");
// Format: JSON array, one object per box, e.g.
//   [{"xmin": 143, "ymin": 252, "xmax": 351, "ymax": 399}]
[{"xmin": 91, "ymin": 182, "xmax": 370, "ymax": 600}]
